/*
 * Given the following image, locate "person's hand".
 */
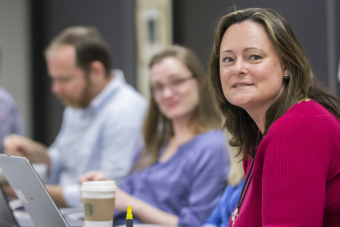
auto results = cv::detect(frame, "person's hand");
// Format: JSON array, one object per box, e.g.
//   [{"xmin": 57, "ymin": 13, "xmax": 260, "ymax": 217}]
[
  {"xmin": 1, "ymin": 183, "xmax": 17, "ymax": 198},
  {"xmin": 3, "ymin": 134, "xmax": 49, "ymax": 165},
  {"xmin": 79, "ymin": 171, "xmax": 111, "ymax": 206},
  {"xmin": 79, "ymin": 171, "xmax": 110, "ymax": 185}
]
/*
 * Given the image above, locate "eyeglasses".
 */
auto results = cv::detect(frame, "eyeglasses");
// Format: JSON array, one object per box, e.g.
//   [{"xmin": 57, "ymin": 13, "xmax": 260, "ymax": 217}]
[{"xmin": 151, "ymin": 76, "xmax": 195, "ymax": 97}]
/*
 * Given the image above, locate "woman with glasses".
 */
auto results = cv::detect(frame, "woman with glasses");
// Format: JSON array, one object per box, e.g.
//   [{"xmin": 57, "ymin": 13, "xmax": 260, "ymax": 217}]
[{"xmin": 80, "ymin": 45, "xmax": 230, "ymax": 227}]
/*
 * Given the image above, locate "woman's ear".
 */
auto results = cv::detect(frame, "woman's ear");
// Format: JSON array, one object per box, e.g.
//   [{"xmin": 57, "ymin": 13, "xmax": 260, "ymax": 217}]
[{"xmin": 283, "ymin": 61, "xmax": 289, "ymax": 76}]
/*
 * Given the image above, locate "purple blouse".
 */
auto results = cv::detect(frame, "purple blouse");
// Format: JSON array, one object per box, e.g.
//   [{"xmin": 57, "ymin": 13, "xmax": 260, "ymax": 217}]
[{"xmin": 113, "ymin": 129, "xmax": 230, "ymax": 226}]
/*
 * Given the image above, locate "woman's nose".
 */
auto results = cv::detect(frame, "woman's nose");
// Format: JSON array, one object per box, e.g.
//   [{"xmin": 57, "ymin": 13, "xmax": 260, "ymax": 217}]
[
  {"xmin": 232, "ymin": 59, "xmax": 247, "ymax": 76},
  {"xmin": 162, "ymin": 86, "xmax": 174, "ymax": 98}
]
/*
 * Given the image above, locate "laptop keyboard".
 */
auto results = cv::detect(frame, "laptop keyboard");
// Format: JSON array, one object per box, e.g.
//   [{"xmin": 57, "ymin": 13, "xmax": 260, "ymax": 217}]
[
  {"xmin": 14, "ymin": 211, "xmax": 84, "ymax": 227},
  {"xmin": 16, "ymin": 217, "xmax": 35, "ymax": 227}
]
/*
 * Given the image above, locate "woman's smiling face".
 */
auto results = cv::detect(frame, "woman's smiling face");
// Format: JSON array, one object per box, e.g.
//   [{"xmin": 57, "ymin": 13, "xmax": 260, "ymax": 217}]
[
  {"xmin": 219, "ymin": 20, "xmax": 288, "ymax": 113},
  {"xmin": 151, "ymin": 57, "xmax": 199, "ymax": 122}
]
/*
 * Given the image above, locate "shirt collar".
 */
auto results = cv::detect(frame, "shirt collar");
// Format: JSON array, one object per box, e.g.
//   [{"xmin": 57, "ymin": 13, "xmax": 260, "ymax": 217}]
[{"xmin": 88, "ymin": 69, "xmax": 126, "ymax": 112}]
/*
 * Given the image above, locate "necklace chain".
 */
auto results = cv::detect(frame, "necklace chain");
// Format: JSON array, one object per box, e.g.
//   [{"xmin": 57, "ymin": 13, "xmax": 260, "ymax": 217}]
[{"xmin": 231, "ymin": 143, "xmax": 258, "ymax": 226}]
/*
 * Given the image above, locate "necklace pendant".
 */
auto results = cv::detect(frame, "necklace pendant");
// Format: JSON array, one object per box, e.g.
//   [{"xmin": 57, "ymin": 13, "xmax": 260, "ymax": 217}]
[{"xmin": 231, "ymin": 208, "xmax": 238, "ymax": 226}]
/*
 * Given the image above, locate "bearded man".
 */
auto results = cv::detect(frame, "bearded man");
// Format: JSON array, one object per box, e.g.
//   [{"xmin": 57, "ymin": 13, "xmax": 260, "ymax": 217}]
[{"xmin": 3, "ymin": 27, "xmax": 147, "ymax": 208}]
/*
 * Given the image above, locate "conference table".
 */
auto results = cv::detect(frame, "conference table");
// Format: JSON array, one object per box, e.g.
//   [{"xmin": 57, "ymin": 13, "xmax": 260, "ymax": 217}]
[{"xmin": 117, "ymin": 225, "xmax": 171, "ymax": 227}]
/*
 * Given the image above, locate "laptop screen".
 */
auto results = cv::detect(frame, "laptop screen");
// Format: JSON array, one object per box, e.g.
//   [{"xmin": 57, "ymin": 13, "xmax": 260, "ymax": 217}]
[{"xmin": 0, "ymin": 155, "xmax": 71, "ymax": 227}]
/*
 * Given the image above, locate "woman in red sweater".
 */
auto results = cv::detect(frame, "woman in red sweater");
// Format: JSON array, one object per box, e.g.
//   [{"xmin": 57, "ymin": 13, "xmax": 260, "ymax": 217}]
[{"xmin": 209, "ymin": 8, "xmax": 340, "ymax": 226}]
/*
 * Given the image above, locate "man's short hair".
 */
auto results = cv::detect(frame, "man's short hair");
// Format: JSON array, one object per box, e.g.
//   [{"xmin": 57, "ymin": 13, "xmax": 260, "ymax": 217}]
[{"xmin": 45, "ymin": 26, "xmax": 111, "ymax": 76}]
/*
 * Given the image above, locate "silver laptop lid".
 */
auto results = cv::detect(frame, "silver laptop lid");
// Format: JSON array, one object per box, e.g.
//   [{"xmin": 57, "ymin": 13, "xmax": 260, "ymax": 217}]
[{"xmin": 0, "ymin": 154, "xmax": 69, "ymax": 227}]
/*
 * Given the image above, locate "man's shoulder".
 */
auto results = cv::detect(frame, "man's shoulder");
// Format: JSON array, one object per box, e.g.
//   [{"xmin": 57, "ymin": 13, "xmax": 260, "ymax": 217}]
[
  {"xmin": 116, "ymin": 82, "xmax": 146, "ymax": 103},
  {"xmin": 0, "ymin": 87, "xmax": 18, "ymax": 109},
  {"xmin": 93, "ymin": 84, "xmax": 147, "ymax": 127},
  {"xmin": 110, "ymin": 69, "xmax": 146, "ymax": 103},
  {"xmin": 104, "ymin": 83, "xmax": 147, "ymax": 114}
]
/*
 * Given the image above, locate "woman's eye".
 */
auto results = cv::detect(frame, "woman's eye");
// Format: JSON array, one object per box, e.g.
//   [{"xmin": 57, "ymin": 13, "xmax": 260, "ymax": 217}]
[
  {"xmin": 152, "ymin": 85, "xmax": 163, "ymax": 92},
  {"xmin": 171, "ymin": 79, "xmax": 183, "ymax": 86},
  {"xmin": 223, "ymin": 57, "xmax": 234, "ymax": 63},
  {"xmin": 250, "ymin": 55, "xmax": 262, "ymax": 60}
]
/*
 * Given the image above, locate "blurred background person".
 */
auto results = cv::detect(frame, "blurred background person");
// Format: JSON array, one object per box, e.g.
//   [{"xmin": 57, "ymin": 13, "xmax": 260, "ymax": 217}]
[
  {"xmin": 0, "ymin": 41, "xmax": 25, "ymax": 186},
  {"xmin": 203, "ymin": 139, "xmax": 244, "ymax": 227},
  {"xmin": 209, "ymin": 8, "xmax": 340, "ymax": 226},
  {"xmin": 0, "ymin": 43, "xmax": 25, "ymax": 153},
  {"xmin": 81, "ymin": 45, "xmax": 230, "ymax": 227},
  {"xmin": 3, "ymin": 26, "xmax": 147, "ymax": 208},
  {"xmin": 0, "ymin": 86, "xmax": 24, "ymax": 153}
]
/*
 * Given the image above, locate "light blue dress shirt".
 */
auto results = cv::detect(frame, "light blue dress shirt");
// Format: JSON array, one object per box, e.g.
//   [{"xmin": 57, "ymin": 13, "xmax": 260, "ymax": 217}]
[
  {"xmin": 47, "ymin": 70, "xmax": 147, "ymax": 207},
  {"xmin": 0, "ymin": 86, "xmax": 25, "ymax": 153}
]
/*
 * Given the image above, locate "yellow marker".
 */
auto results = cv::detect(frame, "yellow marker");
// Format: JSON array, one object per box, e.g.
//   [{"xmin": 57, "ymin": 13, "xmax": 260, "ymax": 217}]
[{"xmin": 126, "ymin": 205, "xmax": 133, "ymax": 227}]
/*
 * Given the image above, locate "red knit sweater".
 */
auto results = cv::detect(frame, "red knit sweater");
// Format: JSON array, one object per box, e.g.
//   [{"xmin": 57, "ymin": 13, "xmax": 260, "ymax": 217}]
[{"xmin": 230, "ymin": 100, "xmax": 340, "ymax": 226}]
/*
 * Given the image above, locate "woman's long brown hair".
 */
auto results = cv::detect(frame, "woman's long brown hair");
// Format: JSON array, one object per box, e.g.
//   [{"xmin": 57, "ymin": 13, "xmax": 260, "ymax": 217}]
[{"xmin": 209, "ymin": 8, "xmax": 340, "ymax": 159}]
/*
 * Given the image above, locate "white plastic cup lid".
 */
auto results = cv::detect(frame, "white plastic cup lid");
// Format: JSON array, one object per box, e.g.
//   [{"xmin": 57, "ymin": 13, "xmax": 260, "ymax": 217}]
[{"xmin": 81, "ymin": 180, "xmax": 117, "ymax": 192}]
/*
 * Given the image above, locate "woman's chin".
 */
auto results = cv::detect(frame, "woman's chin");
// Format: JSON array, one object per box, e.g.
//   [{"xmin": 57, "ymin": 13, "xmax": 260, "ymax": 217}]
[
  {"xmin": 229, "ymin": 99, "xmax": 251, "ymax": 109},
  {"xmin": 163, "ymin": 110, "xmax": 194, "ymax": 122}
]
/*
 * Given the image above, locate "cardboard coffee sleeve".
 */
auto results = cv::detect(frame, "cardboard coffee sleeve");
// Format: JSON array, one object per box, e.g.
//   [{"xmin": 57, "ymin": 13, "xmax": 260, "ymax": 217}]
[
  {"xmin": 83, "ymin": 197, "xmax": 115, "ymax": 221},
  {"xmin": 81, "ymin": 180, "xmax": 117, "ymax": 227}
]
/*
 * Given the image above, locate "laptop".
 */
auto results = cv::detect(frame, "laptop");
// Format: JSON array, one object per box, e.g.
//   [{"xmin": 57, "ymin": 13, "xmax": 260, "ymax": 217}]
[{"xmin": 0, "ymin": 154, "xmax": 84, "ymax": 227}]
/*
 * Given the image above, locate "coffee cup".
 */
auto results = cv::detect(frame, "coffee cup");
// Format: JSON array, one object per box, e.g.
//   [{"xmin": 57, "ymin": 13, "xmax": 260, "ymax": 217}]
[{"xmin": 81, "ymin": 180, "xmax": 117, "ymax": 227}]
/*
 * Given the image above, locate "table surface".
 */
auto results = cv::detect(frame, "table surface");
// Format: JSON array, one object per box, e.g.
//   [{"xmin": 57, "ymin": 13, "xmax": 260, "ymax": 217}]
[{"xmin": 116, "ymin": 225, "xmax": 171, "ymax": 227}]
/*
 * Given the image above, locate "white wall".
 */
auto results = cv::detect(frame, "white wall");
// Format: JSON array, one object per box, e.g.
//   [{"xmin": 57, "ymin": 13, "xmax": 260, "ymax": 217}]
[{"xmin": 0, "ymin": 0, "xmax": 31, "ymax": 137}]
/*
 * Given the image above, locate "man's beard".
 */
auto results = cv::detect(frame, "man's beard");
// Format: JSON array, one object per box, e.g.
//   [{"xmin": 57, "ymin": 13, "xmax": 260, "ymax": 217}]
[{"xmin": 56, "ymin": 79, "xmax": 93, "ymax": 109}]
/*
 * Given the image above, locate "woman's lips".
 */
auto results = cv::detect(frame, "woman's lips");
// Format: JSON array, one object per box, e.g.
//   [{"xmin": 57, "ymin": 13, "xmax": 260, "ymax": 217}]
[
  {"xmin": 232, "ymin": 82, "xmax": 254, "ymax": 88},
  {"xmin": 166, "ymin": 101, "xmax": 178, "ymax": 108}
]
